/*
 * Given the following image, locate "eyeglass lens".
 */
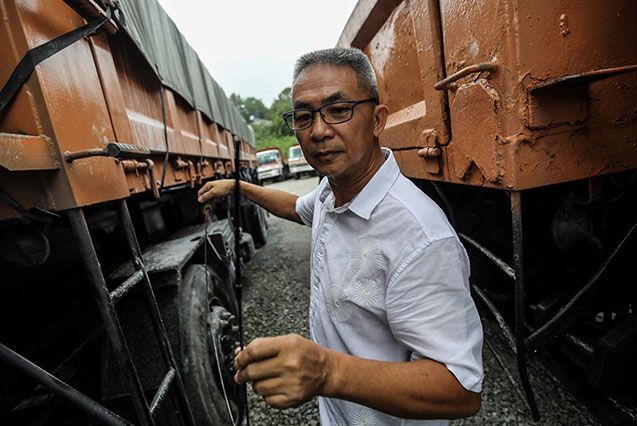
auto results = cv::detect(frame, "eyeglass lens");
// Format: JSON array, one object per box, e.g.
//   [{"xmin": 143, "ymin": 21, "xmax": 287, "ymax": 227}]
[{"xmin": 289, "ymin": 102, "xmax": 355, "ymax": 129}]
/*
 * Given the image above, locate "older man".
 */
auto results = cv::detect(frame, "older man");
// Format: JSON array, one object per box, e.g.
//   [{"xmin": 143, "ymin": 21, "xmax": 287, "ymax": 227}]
[{"xmin": 197, "ymin": 47, "xmax": 483, "ymax": 426}]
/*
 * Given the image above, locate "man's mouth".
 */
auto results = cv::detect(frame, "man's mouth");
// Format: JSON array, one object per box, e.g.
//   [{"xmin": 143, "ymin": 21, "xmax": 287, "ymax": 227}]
[{"xmin": 314, "ymin": 150, "xmax": 340, "ymax": 161}]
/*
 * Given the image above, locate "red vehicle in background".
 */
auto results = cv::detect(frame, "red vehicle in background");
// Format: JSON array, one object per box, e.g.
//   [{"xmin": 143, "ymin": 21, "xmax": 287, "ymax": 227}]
[{"xmin": 257, "ymin": 147, "xmax": 290, "ymax": 182}]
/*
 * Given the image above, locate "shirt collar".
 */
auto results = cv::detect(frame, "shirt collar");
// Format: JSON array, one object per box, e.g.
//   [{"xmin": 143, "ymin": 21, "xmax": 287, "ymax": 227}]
[
  {"xmin": 317, "ymin": 148, "xmax": 400, "ymax": 219},
  {"xmin": 348, "ymin": 147, "xmax": 399, "ymax": 220}
]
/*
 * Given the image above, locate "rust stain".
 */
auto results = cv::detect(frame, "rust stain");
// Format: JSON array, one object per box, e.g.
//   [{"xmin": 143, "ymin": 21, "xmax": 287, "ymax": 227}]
[
  {"xmin": 338, "ymin": 0, "xmax": 637, "ymax": 190},
  {"xmin": 0, "ymin": 0, "xmax": 256, "ymax": 220}
]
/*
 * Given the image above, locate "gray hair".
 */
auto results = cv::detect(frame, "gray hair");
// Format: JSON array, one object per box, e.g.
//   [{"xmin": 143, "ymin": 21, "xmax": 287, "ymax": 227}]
[{"xmin": 292, "ymin": 47, "xmax": 380, "ymax": 103}]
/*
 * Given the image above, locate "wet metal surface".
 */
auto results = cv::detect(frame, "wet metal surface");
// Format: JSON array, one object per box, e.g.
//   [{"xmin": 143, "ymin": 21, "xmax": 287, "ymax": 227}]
[
  {"xmin": 339, "ymin": 0, "xmax": 637, "ymax": 190},
  {"xmin": 526, "ymin": 64, "xmax": 637, "ymax": 92},
  {"xmin": 0, "ymin": 0, "xmax": 256, "ymax": 222}
]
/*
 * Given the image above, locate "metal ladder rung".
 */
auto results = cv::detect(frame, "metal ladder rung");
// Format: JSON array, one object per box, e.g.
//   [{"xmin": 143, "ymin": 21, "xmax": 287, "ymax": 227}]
[
  {"xmin": 149, "ymin": 367, "xmax": 176, "ymax": 416},
  {"xmin": 69, "ymin": 201, "xmax": 196, "ymax": 426},
  {"xmin": 110, "ymin": 270, "xmax": 144, "ymax": 304}
]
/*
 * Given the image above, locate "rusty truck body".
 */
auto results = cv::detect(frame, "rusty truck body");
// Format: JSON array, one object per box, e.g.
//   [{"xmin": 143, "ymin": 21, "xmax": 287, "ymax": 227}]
[
  {"xmin": 0, "ymin": 1, "xmax": 265, "ymax": 425},
  {"xmin": 340, "ymin": 0, "xmax": 636, "ymax": 423}
]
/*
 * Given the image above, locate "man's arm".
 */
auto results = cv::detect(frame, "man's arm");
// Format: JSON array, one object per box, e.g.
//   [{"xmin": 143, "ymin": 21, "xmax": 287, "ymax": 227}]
[
  {"xmin": 234, "ymin": 334, "xmax": 481, "ymax": 419},
  {"xmin": 197, "ymin": 179, "xmax": 302, "ymax": 224}
]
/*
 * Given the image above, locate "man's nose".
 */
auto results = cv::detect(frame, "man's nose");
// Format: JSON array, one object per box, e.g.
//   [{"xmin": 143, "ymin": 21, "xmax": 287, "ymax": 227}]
[{"xmin": 310, "ymin": 111, "xmax": 334, "ymax": 141}]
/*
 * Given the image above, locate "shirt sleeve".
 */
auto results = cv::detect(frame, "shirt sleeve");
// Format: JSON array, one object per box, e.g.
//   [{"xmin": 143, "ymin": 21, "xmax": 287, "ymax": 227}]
[
  {"xmin": 295, "ymin": 183, "xmax": 320, "ymax": 226},
  {"xmin": 386, "ymin": 237, "xmax": 484, "ymax": 392}
]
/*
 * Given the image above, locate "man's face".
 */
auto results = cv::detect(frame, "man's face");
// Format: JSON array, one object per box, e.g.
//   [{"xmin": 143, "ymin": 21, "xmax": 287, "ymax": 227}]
[{"xmin": 291, "ymin": 64, "xmax": 386, "ymax": 181}]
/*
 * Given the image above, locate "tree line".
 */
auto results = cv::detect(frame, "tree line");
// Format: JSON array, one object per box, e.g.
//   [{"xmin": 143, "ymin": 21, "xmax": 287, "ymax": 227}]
[{"xmin": 230, "ymin": 88, "xmax": 297, "ymax": 154}]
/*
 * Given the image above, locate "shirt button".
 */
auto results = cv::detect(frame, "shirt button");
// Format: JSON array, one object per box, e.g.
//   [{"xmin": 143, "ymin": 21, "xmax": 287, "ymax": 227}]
[{"xmin": 318, "ymin": 246, "xmax": 324, "ymax": 255}]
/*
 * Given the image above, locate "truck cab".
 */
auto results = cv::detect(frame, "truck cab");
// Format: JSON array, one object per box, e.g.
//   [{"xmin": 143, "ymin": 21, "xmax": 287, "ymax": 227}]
[
  {"xmin": 288, "ymin": 145, "xmax": 315, "ymax": 180},
  {"xmin": 257, "ymin": 148, "xmax": 289, "ymax": 182}
]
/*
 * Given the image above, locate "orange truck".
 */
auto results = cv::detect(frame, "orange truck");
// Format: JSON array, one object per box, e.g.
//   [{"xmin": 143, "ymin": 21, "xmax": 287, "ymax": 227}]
[
  {"xmin": 256, "ymin": 147, "xmax": 290, "ymax": 182},
  {"xmin": 0, "ymin": 1, "xmax": 264, "ymax": 424},
  {"xmin": 340, "ymin": 0, "xmax": 636, "ymax": 422}
]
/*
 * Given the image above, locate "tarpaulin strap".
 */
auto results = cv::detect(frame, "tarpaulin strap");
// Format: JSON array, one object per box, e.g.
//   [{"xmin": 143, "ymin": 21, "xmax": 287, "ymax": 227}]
[
  {"xmin": 196, "ymin": 111, "xmax": 203, "ymax": 169},
  {"xmin": 158, "ymin": 80, "xmax": 170, "ymax": 189},
  {"xmin": 0, "ymin": 9, "xmax": 112, "ymax": 114}
]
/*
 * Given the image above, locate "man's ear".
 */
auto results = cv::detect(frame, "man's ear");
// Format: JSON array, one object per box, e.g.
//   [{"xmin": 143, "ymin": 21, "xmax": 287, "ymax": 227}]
[{"xmin": 373, "ymin": 104, "xmax": 389, "ymax": 138}]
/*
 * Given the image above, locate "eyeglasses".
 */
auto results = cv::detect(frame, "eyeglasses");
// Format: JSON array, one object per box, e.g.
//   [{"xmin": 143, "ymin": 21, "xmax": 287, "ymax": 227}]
[{"xmin": 282, "ymin": 98, "xmax": 377, "ymax": 131}]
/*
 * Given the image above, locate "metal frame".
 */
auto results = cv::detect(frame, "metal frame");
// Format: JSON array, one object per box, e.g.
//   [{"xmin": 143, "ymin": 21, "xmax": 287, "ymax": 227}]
[
  {"xmin": 0, "ymin": 343, "xmax": 132, "ymax": 426},
  {"xmin": 463, "ymin": 189, "xmax": 637, "ymax": 422},
  {"xmin": 66, "ymin": 199, "xmax": 196, "ymax": 426},
  {"xmin": 460, "ymin": 191, "xmax": 540, "ymax": 420},
  {"xmin": 510, "ymin": 191, "xmax": 540, "ymax": 420}
]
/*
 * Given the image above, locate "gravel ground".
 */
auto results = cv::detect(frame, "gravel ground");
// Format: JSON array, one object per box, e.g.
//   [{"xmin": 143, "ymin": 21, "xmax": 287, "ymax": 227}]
[
  {"xmin": 241, "ymin": 176, "xmax": 319, "ymax": 426},
  {"xmin": 240, "ymin": 176, "xmax": 604, "ymax": 426}
]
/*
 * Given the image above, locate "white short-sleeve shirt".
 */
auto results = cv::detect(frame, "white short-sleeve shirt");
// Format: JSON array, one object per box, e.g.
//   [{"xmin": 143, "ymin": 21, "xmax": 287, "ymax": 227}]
[{"xmin": 295, "ymin": 148, "xmax": 483, "ymax": 426}]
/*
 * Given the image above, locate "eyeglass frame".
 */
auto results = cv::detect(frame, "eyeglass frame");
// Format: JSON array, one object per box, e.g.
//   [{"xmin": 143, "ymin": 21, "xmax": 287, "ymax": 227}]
[{"xmin": 282, "ymin": 98, "xmax": 378, "ymax": 131}]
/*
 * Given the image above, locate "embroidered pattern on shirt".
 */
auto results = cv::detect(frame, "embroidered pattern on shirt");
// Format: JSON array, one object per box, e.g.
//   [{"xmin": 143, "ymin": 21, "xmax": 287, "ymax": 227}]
[
  {"xmin": 352, "ymin": 279, "xmax": 379, "ymax": 306},
  {"xmin": 326, "ymin": 285, "xmax": 355, "ymax": 322},
  {"xmin": 348, "ymin": 237, "xmax": 382, "ymax": 278},
  {"xmin": 352, "ymin": 409, "xmax": 377, "ymax": 426}
]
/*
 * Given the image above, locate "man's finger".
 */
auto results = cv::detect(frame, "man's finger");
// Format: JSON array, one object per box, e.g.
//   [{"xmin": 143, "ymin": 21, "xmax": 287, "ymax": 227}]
[
  {"xmin": 235, "ymin": 355, "xmax": 282, "ymax": 384},
  {"xmin": 197, "ymin": 181, "xmax": 214, "ymax": 197},
  {"xmin": 251, "ymin": 377, "xmax": 282, "ymax": 397},
  {"xmin": 235, "ymin": 337, "xmax": 282, "ymax": 370},
  {"xmin": 264, "ymin": 394, "xmax": 299, "ymax": 409},
  {"xmin": 198, "ymin": 188, "xmax": 221, "ymax": 203}
]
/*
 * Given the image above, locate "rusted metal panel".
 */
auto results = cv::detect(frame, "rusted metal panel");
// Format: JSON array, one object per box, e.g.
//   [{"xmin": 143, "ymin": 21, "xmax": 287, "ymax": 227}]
[
  {"xmin": 341, "ymin": 0, "xmax": 637, "ymax": 189},
  {"xmin": 340, "ymin": 0, "xmax": 451, "ymax": 180},
  {"xmin": 0, "ymin": 0, "xmax": 257, "ymax": 222},
  {"xmin": 338, "ymin": 0, "xmax": 403, "ymax": 49},
  {"xmin": 0, "ymin": 133, "xmax": 59, "ymax": 171},
  {"xmin": 200, "ymin": 113, "xmax": 220, "ymax": 159},
  {"xmin": 19, "ymin": 2, "xmax": 129, "ymax": 207},
  {"xmin": 171, "ymin": 93, "xmax": 202, "ymax": 157},
  {"xmin": 448, "ymin": 80, "xmax": 502, "ymax": 184},
  {"xmin": 0, "ymin": 0, "xmax": 129, "ymax": 212}
]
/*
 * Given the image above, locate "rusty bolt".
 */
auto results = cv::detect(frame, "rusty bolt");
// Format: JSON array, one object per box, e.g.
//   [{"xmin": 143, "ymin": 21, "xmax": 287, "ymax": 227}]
[
  {"xmin": 418, "ymin": 147, "xmax": 442, "ymax": 158},
  {"xmin": 559, "ymin": 13, "xmax": 570, "ymax": 37}
]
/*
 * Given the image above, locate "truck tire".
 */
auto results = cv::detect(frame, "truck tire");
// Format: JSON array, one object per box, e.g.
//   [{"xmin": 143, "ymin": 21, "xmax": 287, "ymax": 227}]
[{"xmin": 179, "ymin": 264, "xmax": 244, "ymax": 426}]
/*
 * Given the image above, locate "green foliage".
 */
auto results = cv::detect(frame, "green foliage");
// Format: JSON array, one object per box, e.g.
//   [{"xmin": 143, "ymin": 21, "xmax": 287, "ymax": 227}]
[
  {"xmin": 266, "ymin": 87, "xmax": 294, "ymax": 139},
  {"xmin": 256, "ymin": 135, "xmax": 298, "ymax": 154},
  {"xmin": 229, "ymin": 93, "xmax": 267, "ymax": 123},
  {"xmin": 231, "ymin": 87, "xmax": 296, "ymax": 152}
]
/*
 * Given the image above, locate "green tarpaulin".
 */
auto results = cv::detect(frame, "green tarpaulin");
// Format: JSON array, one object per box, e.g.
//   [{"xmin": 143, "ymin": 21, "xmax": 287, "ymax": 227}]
[{"xmin": 117, "ymin": 0, "xmax": 255, "ymax": 147}]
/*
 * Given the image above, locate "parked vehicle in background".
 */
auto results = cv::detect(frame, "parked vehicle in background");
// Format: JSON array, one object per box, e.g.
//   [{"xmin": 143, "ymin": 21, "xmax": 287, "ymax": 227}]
[
  {"xmin": 257, "ymin": 147, "xmax": 290, "ymax": 182},
  {"xmin": 288, "ymin": 145, "xmax": 316, "ymax": 180}
]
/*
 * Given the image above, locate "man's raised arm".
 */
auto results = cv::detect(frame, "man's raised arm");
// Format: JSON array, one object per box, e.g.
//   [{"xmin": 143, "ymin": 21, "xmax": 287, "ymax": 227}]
[{"xmin": 197, "ymin": 179, "xmax": 303, "ymax": 224}]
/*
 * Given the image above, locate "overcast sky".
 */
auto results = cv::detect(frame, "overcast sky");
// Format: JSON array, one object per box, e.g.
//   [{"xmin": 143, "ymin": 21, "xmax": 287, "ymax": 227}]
[{"xmin": 156, "ymin": 0, "xmax": 359, "ymax": 106}]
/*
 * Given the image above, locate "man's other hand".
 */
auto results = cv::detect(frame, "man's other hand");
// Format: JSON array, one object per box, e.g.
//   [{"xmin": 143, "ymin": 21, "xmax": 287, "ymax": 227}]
[
  {"xmin": 234, "ymin": 334, "xmax": 331, "ymax": 409},
  {"xmin": 198, "ymin": 179, "xmax": 235, "ymax": 203}
]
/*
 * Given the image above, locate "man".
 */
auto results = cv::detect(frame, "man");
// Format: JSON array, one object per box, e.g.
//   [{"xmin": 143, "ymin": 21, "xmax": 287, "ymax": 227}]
[{"xmin": 198, "ymin": 47, "xmax": 483, "ymax": 425}]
